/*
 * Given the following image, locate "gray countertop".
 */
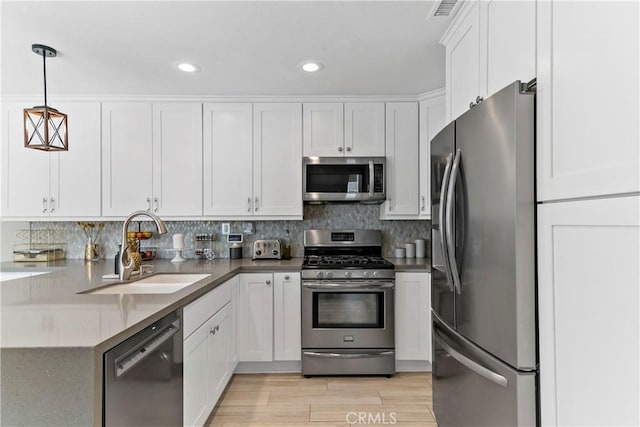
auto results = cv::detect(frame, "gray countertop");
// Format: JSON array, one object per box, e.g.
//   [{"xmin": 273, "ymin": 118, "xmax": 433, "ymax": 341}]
[{"xmin": 0, "ymin": 256, "xmax": 430, "ymax": 426}]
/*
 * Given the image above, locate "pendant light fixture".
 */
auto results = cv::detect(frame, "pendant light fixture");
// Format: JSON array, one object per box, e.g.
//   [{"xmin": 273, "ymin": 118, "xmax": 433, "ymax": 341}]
[{"xmin": 24, "ymin": 44, "xmax": 68, "ymax": 151}]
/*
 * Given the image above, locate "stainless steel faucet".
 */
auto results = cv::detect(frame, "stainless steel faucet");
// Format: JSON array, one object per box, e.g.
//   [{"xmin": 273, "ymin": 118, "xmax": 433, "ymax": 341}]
[{"xmin": 119, "ymin": 210, "xmax": 168, "ymax": 281}]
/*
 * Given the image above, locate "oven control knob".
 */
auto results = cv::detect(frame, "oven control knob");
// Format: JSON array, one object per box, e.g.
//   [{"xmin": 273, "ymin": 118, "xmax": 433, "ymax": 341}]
[
  {"xmin": 344, "ymin": 271, "xmax": 352, "ymax": 278},
  {"xmin": 363, "ymin": 271, "xmax": 369, "ymax": 278},
  {"xmin": 372, "ymin": 271, "xmax": 380, "ymax": 278},
  {"xmin": 325, "ymin": 271, "xmax": 333, "ymax": 278},
  {"xmin": 316, "ymin": 271, "xmax": 324, "ymax": 279}
]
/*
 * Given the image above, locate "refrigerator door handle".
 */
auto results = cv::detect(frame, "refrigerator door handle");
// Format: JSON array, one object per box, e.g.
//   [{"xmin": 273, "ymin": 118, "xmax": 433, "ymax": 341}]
[
  {"xmin": 446, "ymin": 148, "xmax": 463, "ymax": 295},
  {"xmin": 438, "ymin": 153, "xmax": 455, "ymax": 291},
  {"xmin": 434, "ymin": 330, "xmax": 508, "ymax": 389}
]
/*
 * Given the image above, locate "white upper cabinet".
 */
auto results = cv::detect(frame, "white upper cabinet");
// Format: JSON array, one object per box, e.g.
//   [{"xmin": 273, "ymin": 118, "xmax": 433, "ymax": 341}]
[
  {"xmin": 442, "ymin": 0, "xmax": 536, "ymax": 122},
  {"xmin": 203, "ymin": 103, "xmax": 253, "ymax": 216},
  {"xmin": 344, "ymin": 103, "xmax": 386, "ymax": 157},
  {"xmin": 381, "ymin": 102, "xmax": 420, "ymax": 218},
  {"xmin": 482, "ymin": 0, "xmax": 536, "ymax": 97},
  {"xmin": 442, "ymin": 1, "xmax": 481, "ymax": 122},
  {"xmin": 102, "ymin": 102, "xmax": 202, "ymax": 217},
  {"xmin": 419, "ymin": 96, "xmax": 446, "ymax": 219},
  {"xmin": 1, "ymin": 101, "xmax": 101, "ymax": 218},
  {"xmin": 303, "ymin": 102, "xmax": 384, "ymax": 157},
  {"xmin": 303, "ymin": 103, "xmax": 344, "ymax": 157},
  {"xmin": 536, "ymin": 0, "xmax": 639, "ymax": 201},
  {"xmin": 102, "ymin": 102, "xmax": 154, "ymax": 216},
  {"xmin": 151, "ymin": 103, "xmax": 203, "ymax": 216},
  {"xmin": 253, "ymin": 103, "xmax": 302, "ymax": 217}
]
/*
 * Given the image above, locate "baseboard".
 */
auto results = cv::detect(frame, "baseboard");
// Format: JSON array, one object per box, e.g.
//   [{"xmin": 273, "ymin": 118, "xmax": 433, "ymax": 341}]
[
  {"xmin": 395, "ymin": 360, "xmax": 432, "ymax": 372},
  {"xmin": 234, "ymin": 360, "xmax": 302, "ymax": 373}
]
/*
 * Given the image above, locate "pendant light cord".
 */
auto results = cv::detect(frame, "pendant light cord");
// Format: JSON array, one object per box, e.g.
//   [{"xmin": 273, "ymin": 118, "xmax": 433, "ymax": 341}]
[{"xmin": 42, "ymin": 52, "xmax": 48, "ymax": 107}]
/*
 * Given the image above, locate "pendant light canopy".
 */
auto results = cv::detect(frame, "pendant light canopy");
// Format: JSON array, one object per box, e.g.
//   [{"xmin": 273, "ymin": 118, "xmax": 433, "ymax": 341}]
[{"xmin": 24, "ymin": 44, "xmax": 68, "ymax": 151}]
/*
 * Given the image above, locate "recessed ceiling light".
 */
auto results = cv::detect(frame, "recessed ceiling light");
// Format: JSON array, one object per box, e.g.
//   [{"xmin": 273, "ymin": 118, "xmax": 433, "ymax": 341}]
[
  {"xmin": 301, "ymin": 61, "xmax": 324, "ymax": 73},
  {"xmin": 177, "ymin": 63, "xmax": 201, "ymax": 73}
]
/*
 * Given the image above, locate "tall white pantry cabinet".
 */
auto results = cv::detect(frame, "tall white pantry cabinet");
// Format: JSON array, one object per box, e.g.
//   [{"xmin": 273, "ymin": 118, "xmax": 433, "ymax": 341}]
[{"xmin": 535, "ymin": 1, "xmax": 639, "ymax": 426}]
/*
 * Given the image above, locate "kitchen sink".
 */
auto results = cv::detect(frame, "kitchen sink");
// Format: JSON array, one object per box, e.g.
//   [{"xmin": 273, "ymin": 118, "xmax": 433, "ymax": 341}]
[{"xmin": 86, "ymin": 273, "xmax": 210, "ymax": 294}]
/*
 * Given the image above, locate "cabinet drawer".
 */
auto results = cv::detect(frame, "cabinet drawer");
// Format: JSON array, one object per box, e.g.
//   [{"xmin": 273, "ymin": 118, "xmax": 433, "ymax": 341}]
[{"xmin": 184, "ymin": 280, "xmax": 232, "ymax": 338}]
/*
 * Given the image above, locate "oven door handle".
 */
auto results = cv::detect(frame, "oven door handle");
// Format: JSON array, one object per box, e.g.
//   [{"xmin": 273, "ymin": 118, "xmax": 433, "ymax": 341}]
[
  {"xmin": 302, "ymin": 282, "xmax": 395, "ymax": 290},
  {"xmin": 303, "ymin": 351, "xmax": 394, "ymax": 359}
]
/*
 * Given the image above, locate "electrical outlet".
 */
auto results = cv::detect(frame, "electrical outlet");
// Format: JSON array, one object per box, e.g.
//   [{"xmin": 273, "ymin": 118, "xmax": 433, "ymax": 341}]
[
  {"xmin": 243, "ymin": 222, "xmax": 254, "ymax": 235},
  {"xmin": 221, "ymin": 223, "xmax": 230, "ymax": 235}
]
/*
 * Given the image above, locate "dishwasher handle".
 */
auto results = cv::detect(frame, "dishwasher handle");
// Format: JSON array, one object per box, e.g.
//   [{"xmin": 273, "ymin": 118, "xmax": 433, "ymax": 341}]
[{"xmin": 115, "ymin": 318, "xmax": 180, "ymax": 378}]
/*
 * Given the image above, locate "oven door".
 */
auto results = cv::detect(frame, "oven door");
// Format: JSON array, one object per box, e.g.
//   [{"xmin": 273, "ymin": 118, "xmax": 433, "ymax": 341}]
[{"xmin": 301, "ymin": 280, "xmax": 394, "ymax": 349}]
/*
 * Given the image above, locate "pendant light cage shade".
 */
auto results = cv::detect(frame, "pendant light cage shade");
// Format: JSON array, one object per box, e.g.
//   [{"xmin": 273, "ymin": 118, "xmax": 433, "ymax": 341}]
[
  {"xmin": 24, "ymin": 106, "xmax": 68, "ymax": 151},
  {"xmin": 24, "ymin": 44, "xmax": 68, "ymax": 151}
]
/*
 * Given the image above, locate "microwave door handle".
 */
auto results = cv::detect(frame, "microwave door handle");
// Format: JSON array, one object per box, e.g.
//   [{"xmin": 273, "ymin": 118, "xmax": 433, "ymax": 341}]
[
  {"xmin": 369, "ymin": 161, "xmax": 375, "ymax": 197},
  {"xmin": 446, "ymin": 149, "xmax": 462, "ymax": 295},
  {"xmin": 439, "ymin": 153, "xmax": 455, "ymax": 292}
]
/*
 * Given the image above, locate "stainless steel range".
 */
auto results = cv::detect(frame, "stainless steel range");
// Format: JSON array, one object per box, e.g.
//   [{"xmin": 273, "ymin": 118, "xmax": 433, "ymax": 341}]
[{"xmin": 301, "ymin": 229, "xmax": 395, "ymax": 377}]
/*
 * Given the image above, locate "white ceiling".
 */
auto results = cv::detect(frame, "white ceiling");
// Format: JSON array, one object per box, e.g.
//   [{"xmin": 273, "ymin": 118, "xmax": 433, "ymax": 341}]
[{"xmin": 1, "ymin": 1, "xmax": 453, "ymax": 98}]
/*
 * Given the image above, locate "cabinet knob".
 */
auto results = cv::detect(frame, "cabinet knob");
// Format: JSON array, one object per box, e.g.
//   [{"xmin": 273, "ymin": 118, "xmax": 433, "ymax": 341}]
[
  {"xmin": 338, "ymin": 146, "xmax": 343, "ymax": 152},
  {"xmin": 284, "ymin": 275, "xmax": 290, "ymax": 280},
  {"xmin": 266, "ymin": 280, "xmax": 271, "ymax": 285},
  {"xmin": 346, "ymin": 146, "xmax": 351, "ymax": 152}
]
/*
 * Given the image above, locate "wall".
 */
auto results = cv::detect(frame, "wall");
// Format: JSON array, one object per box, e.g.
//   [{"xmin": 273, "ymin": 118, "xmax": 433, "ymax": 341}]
[
  {"xmin": 28, "ymin": 205, "xmax": 430, "ymax": 261},
  {"xmin": 0, "ymin": 221, "xmax": 29, "ymax": 262}
]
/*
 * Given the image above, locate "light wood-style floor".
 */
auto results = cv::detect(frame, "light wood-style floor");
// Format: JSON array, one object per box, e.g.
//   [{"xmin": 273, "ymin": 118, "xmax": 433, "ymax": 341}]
[{"xmin": 208, "ymin": 372, "xmax": 436, "ymax": 427}]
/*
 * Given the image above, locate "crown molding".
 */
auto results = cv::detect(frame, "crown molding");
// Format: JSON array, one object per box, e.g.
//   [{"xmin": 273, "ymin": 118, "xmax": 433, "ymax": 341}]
[{"xmin": 417, "ymin": 87, "xmax": 446, "ymax": 102}]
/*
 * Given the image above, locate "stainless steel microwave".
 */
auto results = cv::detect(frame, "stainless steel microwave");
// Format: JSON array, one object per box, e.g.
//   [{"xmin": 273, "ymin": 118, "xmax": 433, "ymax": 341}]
[{"xmin": 303, "ymin": 157, "xmax": 386, "ymax": 203}]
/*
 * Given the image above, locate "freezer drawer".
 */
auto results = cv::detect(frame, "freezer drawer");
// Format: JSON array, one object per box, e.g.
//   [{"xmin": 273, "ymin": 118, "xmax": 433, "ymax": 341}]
[{"xmin": 432, "ymin": 317, "xmax": 537, "ymax": 427}]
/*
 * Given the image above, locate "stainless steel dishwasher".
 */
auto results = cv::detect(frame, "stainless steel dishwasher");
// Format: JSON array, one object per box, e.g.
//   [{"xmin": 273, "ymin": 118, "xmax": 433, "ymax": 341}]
[{"xmin": 104, "ymin": 309, "xmax": 183, "ymax": 426}]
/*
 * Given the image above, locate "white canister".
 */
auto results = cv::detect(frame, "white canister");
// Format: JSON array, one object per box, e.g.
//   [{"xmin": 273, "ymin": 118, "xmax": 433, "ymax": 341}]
[
  {"xmin": 394, "ymin": 247, "xmax": 406, "ymax": 258},
  {"xmin": 405, "ymin": 243, "xmax": 416, "ymax": 258},
  {"xmin": 172, "ymin": 233, "xmax": 185, "ymax": 250},
  {"xmin": 415, "ymin": 239, "xmax": 426, "ymax": 258}
]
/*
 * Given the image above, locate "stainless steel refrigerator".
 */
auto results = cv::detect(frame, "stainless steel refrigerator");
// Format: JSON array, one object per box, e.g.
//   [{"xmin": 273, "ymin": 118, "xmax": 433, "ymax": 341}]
[{"xmin": 430, "ymin": 80, "xmax": 538, "ymax": 426}]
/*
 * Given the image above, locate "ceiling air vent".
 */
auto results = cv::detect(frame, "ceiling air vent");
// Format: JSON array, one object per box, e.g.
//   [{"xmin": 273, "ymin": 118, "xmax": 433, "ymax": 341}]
[{"xmin": 433, "ymin": 0, "xmax": 458, "ymax": 16}]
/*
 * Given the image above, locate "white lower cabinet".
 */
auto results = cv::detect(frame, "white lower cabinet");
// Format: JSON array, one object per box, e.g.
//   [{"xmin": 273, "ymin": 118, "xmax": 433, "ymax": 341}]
[
  {"xmin": 183, "ymin": 279, "xmax": 235, "ymax": 427},
  {"xmin": 273, "ymin": 272, "xmax": 301, "ymax": 361},
  {"xmin": 395, "ymin": 272, "xmax": 431, "ymax": 364},
  {"xmin": 538, "ymin": 195, "xmax": 639, "ymax": 427},
  {"xmin": 237, "ymin": 272, "xmax": 301, "ymax": 363}
]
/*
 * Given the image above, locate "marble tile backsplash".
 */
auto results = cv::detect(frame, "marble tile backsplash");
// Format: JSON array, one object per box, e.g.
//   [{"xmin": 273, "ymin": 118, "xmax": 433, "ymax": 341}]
[{"xmin": 29, "ymin": 205, "xmax": 430, "ymax": 260}]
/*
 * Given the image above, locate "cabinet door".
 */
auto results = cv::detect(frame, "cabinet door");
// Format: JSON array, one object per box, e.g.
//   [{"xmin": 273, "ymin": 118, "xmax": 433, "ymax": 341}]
[
  {"xmin": 184, "ymin": 319, "xmax": 210, "ymax": 427},
  {"xmin": 482, "ymin": 0, "xmax": 535, "ymax": 97},
  {"xmin": 395, "ymin": 272, "xmax": 431, "ymax": 361},
  {"xmin": 1, "ymin": 102, "xmax": 50, "ymax": 217},
  {"xmin": 381, "ymin": 102, "xmax": 419, "ymax": 217},
  {"xmin": 208, "ymin": 303, "xmax": 232, "ymax": 407},
  {"xmin": 102, "ymin": 102, "xmax": 153, "ymax": 216},
  {"xmin": 344, "ymin": 103, "xmax": 385, "ymax": 156},
  {"xmin": 152, "ymin": 103, "xmax": 202, "ymax": 216},
  {"xmin": 273, "ymin": 272, "xmax": 301, "ymax": 361},
  {"xmin": 50, "ymin": 102, "xmax": 102, "ymax": 217},
  {"xmin": 203, "ymin": 103, "xmax": 253, "ymax": 216},
  {"xmin": 537, "ymin": 1, "xmax": 639, "ymax": 201},
  {"xmin": 538, "ymin": 196, "xmax": 639, "ymax": 426},
  {"xmin": 253, "ymin": 103, "xmax": 302, "ymax": 217},
  {"xmin": 238, "ymin": 273, "xmax": 273, "ymax": 361},
  {"xmin": 419, "ymin": 97, "xmax": 445, "ymax": 219},
  {"xmin": 444, "ymin": 1, "xmax": 481, "ymax": 122},
  {"xmin": 303, "ymin": 103, "xmax": 344, "ymax": 157}
]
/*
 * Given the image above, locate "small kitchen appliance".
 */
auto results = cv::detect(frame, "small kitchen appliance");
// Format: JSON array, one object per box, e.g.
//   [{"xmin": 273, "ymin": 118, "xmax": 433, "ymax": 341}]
[
  {"xmin": 252, "ymin": 239, "xmax": 283, "ymax": 260},
  {"xmin": 301, "ymin": 229, "xmax": 395, "ymax": 376}
]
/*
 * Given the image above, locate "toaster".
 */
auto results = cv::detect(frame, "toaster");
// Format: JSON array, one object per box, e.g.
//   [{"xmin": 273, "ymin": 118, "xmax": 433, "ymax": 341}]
[{"xmin": 253, "ymin": 239, "xmax": 283, "ymax": 260}]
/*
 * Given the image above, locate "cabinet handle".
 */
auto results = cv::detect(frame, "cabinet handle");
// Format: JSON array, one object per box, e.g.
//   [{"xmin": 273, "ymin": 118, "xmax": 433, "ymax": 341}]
[
  {"xmin": 337, "ymin": 146, "xmax": 343, "ymax": 152},
  {"xmin": 210, "ymin": 327, "xmax": 216, "ymax": 335},
  {"xmin": 469, "ymin": 101, "xmax": 475, "ymax": 109},
  {"xmin": 266, "ymin": 280, "xmax": 271, "ymax": 285},
  {"xmin": 153, "ymin": 197, "xmax": 159, "ymax": 213},
  {"xmin": 346, "ymin": 146, "xmax": 351, "ymax": 152},
  {"xmin": 284, "ymin": 275, "xmax": 290, "ymax": 280},
  {"xmin": 50, "ymin": 198, "xmax": 55, "ymax": 213},
  {"xmin": 388, "ymin": 198, "xmax": 392, "ymax": 211},
  {"xmin": 476, "ymin": 96, "xmax": 484, "ymax": 104},
  {"xmin": 255, "ymin": 197, "xmax": 259, "ymax": 212},
  {"xmin": 146, "ymin": 197, "xmax": 151, "ymax": 211},
  {"xmin": 247, "ymin": 197, "xmax": 252, "ymax": 212},
  {"xmin": 215, "ymin": 325, "xmax": 220, "ymax": 332},
  {"xmin": 42, "ymin": 197, "xmax": 48, "ymax": 213},
  {"xmin": 421, "ymin": 196, "xmax": 425, "ymax": 212}
]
